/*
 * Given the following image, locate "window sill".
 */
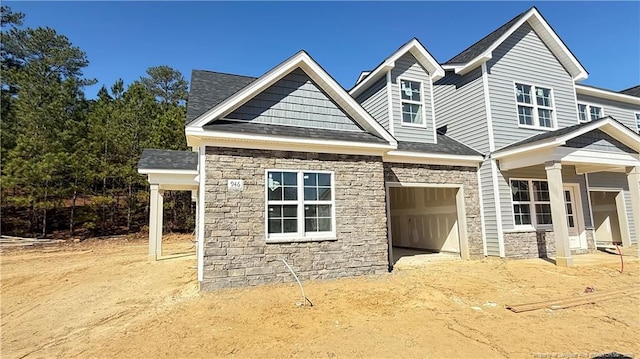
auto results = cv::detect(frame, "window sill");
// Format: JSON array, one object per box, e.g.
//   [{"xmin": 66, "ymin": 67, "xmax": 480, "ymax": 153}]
[
  {"xmin": 504, "ymin": 226, "xmax": 553, "ymax": 233},
  {"xmin": 517, "ymin": 124, "xmax": 556, "ymax": 131},
  {"xmin": 400, "ymin": 122, "xmax": 427, "ymax": 128},
  {"xmin": 265, "ymin": 236, "xmax": 337, "ymax": 244}
]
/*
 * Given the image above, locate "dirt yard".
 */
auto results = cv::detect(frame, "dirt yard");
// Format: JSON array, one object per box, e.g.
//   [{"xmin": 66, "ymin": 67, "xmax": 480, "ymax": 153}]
[{"xmin": 1, "ymin": 234, "xmax": 639, "ymax": 358}]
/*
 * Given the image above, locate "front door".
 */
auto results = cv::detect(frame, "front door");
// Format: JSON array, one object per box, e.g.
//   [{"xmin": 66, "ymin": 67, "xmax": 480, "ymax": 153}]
[{"xmin": 563, "ymin": 186, "xmax": 580, "ymax": 249}]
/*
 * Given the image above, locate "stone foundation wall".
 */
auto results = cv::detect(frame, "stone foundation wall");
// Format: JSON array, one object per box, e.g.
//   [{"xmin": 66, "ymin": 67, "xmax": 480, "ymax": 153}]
[
  {"xmin": 383, "ymin": 163, "xmax": 484, "ymax": 258},
  {"xmin": 201, "ymin": 147, "xmax": 389, "ymax": 290},
  {"xmin": 504, "ymin": 231, "xmax": 556, "ymax": 259},
  {"xmin": 504, "ymin": 229, "xmax": 596, "ymax": 259}
]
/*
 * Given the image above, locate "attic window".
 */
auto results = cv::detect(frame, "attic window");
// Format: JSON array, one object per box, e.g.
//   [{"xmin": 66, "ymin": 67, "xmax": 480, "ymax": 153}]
[{"xmin": 400, "ymin": 79, "xmax": 424, "ymax": 126}]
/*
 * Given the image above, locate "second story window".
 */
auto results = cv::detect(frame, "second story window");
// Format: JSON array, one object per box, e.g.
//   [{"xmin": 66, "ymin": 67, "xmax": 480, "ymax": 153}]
[
  {"xmin": 515, "ymin": 83, "xmax": 555, "ymax": 129},
  {"xmin": 400, "ymin": 79, "xmax": 424, "ymax": 126},
  {"xmin": 577, "ymin": 103, "xmax": 604, "ymax": 123},
  {"xmin": 636, "ymin": 113, "xmax": 640, "ymax": 133}
]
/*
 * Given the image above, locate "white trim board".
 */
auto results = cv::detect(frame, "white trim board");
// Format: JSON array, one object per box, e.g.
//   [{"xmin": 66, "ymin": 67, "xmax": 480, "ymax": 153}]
[{"xmin": 350, "ymin": 38, "xmax": 445, "ymax": 98}]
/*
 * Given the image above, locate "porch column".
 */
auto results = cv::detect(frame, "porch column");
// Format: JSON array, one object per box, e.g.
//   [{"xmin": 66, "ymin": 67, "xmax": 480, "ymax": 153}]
[
  {"xmin": 148, "ymin": 184, "xmax": 164, "ymax": 261},
  {"xmin": 545, "ymin": 161, "xmax": 572, "ymax": 267},
  {"xmin": 627, "ymin": 166, "xmax": 640, "ymax": 255}
]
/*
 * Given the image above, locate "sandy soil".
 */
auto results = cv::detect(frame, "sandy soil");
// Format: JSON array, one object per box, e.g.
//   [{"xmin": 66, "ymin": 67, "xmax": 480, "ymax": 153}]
[{"xmin": 1, "ymin": 234, "xmax": 639, "ymax": 359}]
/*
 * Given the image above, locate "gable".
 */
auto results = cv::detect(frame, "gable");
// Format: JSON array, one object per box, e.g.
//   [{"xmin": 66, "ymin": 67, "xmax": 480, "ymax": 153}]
[
  {"xmin": 564, "ymin": 129, "xmax": 636, "ymax": 154},
  {"xmin": 442, "ymin": 7, "xmax": 587, "ymax": 81},
  {"xmin": 223, "ymin": 68, "xmax": 362, "ymax": 132}
]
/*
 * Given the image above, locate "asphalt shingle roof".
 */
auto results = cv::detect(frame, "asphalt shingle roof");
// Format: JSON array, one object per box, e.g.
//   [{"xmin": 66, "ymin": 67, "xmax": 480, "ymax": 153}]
[
  {"xmin": 138, "ymin": 149, "xmax": 198, "ymax": 171},
  {"xmin": 443, "ymin": 10, "xmax": 528, "ymax": 65},
  {"xmin": 185, "ymin": 70, "xmax": 257, "ymax": 124},
  {"xmin": 203, "ymin": 120, "xmax": 388, "ymax": 144},
  {"xmin": 397, "ymin": 135, "xmax": 482, "ymax": 157},
  {"xmin": 620, "ymin": 85, "xmax": 640, "ymax": 98}
]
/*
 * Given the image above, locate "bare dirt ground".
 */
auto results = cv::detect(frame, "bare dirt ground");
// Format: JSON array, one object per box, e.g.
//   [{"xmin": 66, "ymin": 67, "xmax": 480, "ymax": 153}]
[{"xmin": 1, "ymin": 234, "xmax": 639, "ymax": 359}]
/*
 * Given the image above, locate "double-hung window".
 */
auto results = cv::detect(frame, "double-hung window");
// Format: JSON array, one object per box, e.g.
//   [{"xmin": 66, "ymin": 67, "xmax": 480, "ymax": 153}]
[
  {"xmin": 577, "ymin": 103, "xmax": 603, "ymax": 122},
  {"xmin": 635, "ymin": 113, "xmax": 640, "ymax": 133},
  {"xmin": 515, "ymin": 83, "xmax": 555, "ymax": 129},
  {"xmin": 400, "ymin": 79, "xmax": 424, "ymax": 125},
  {"xmin": 266, "ymin": 170, "xmax": 335, "ymax": 241},
  {"xmin": 511, "ymin": 179, "xmax": 552, "ymax": 228}
]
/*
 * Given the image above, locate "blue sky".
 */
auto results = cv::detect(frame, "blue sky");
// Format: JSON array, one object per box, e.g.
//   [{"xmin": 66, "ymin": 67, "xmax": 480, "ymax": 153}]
[{"xmin": 7, "ymin": 1, "xmax": 640, "ymax": 98}]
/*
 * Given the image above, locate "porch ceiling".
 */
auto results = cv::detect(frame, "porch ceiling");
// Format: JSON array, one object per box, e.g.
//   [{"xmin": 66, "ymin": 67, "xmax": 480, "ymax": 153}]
[{"xmin": 497, "ymin": 146, "xmax": 639, "ymax": 173}]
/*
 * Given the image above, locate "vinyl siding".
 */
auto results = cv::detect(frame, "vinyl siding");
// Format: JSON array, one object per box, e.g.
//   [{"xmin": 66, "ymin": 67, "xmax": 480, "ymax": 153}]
[
  {"xmin": 389, "ymin": 53, "xmax": 435, "ymax": 143},
  {"xmin": 479, "ymin": 159, "xmax": 500, "ymax": 256},
  {"xmin": 487, "ymin": 23, "xmax": 578, "ymax": 150},
  {"xmin": 433, "ymin": 67, "xmax": 488, "ymax": 153},
  {"xmin": 576, "ymin": 94, "xmax": 640, "ymax": 131},
  {"xmin": 501, "ymin": 165, "xmax": 592, "ymax": 229},
  {"xmin": 587, "ymin": 172, "xmax": 637, "ymax": 244},
  {"xmin": 227, "ymin": 68, "xmax": 362, "ymax": 131},
  {"xmin": 355, "ymin": 77, "xmax": 389, "ymax": 130}
]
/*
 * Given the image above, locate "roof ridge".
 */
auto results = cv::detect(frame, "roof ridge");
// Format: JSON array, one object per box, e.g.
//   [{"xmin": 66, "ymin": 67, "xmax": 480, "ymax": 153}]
[{"xmin": 191, "ymin": 69, "xmax": 258, "ymax": 79}]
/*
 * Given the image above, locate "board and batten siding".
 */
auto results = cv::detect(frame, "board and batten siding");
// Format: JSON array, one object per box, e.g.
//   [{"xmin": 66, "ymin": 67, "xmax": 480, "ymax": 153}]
[
  {"xmin": 389, "ymin": 53, "xmax": 435, "ymax": 143},
  {"xmin": 355, "ymin": 77, "xmax": 389, "ymax": 130},
  {"xmin": 587, "ymin": 172, "xmax": 637, "ymax": 245},
  {"xmin": 486, "ymin": 23, "xmax": 578, "ymax": 150},
  {"xmin": 226, "ymin": 68, "xmax": 362, "ymax": 132},
  {"xmin": 479, "ymin": 159, "xmax": 501, "ymax": 256},
  {"xmin": 433, "ymin": 67, "xmax": 488, "ymax": 153},
  {"xmin": 500, "ymin": 165, "xmax": 592, "ymax": 229},
  {"xmin": 576, "ymin": 94, "xmax": 640, "ymax": 131}
]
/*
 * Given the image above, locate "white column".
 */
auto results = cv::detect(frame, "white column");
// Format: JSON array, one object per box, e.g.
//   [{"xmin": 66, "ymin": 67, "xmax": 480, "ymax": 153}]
[
  {"xmin": 627, "ymin": 166, "xmax": 640, "ymax": 255},
  {"xmin": 545, "ymin": 161, "xmax": 572, "ymax": 267},
  {"xmin": 148, "ymin": 184, "xmax": 164, "ymax": 261}
]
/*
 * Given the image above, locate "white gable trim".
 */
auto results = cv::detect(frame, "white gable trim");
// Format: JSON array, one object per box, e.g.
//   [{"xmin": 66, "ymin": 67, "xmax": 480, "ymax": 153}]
[
  {"xmin": 442, "ymin": 8, "xmax": 588, "ymax": 81},
  {"xmin": 493, "ymin": 117, "xmax": 640, "ymax": 159},
  {"xmin": 350, "ymin": 38, "xmax": 445, "ymax": 98},
  {"xmin": 186, "ymin": 51, "xmax": 397, "ymax": 146},
  {"xmin": 575, "ymin": 84, "xmax": 640, "ymax": 106}
]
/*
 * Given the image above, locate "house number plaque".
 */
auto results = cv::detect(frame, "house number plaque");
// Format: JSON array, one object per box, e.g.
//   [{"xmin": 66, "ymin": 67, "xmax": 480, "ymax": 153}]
[{"xmin": 227, "ymin": 179, "xmax": 244, "ymax": 191}]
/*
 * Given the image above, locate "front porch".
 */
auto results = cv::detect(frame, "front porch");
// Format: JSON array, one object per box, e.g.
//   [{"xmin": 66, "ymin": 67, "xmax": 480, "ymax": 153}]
[{"xmin": 493, "ymin": 118, "xmax": 640, "ymax": 266}]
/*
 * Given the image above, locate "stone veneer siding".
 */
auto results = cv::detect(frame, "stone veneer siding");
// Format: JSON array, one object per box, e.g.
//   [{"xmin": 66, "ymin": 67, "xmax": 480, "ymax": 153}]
[
  {"xmin": 201, "ymin": 147, "xmax": 389, "ymax": 290},
  {"xmin": 383, "ymin": 163, "xmax": 484, "ymax": 258},
  {"xmin": 504, "ymin": 229, "xmax": 595, "ymax": 259}
]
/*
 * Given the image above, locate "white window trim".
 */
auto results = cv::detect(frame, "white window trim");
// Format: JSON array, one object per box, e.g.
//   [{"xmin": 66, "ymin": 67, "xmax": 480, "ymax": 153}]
[
  {"xmin": 264, "ymin": 169, "xmax": 336, "ymax": 243},
  {"xmin": 634, "ymin": 112, "xmax": 640, "ymax": 134},
  {"xmin": 513, "ymin": 81, "xmax": 557, "ymax": 130},
  {"xmin": 398, "ymin": 77, "xmax": 427, "ymax": 128},
  {"xmin": 577, "ymin": 102, "xmax": 605, "ymax": 123},
  {"xmin": 510, "ymin": 178, "xmax": 554, "ymax": 231}
]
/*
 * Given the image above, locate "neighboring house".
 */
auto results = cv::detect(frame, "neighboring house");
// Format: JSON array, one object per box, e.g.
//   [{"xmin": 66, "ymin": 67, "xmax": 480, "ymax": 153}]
[
  {"xmin": 433, "ymin": 7, "xmax": 640, "ymax": 265},
  {"xmin": 139, "ymin": 6, "xmax": 640, "ymax": 290}
]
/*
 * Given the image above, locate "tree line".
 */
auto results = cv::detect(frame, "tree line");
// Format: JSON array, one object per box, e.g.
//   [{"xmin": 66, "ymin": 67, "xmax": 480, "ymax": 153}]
[{"xmin": 1, "ymin": 6, "xmax": 194, "ymax": 238}]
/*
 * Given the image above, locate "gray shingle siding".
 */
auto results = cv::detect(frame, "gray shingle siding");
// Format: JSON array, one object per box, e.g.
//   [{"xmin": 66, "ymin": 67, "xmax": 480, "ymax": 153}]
[
  {"xmin": 389, "ymin": 53, "xmax": 435, "ymax": 143},
  {"xmin": 225, "ymin": 68, "xmax": 362, "ymax": 132},
  {"xmin": 486, "ymin": 23, "xmax": 578, "ymax": 150},
  {"xmin": 576, "ymin": 94, "xmax": 640, "ymax": 131},
  {"xmin": 355, "ymin": 77, "xmax": 389, "ymax": 130},
  {"xmin": 564, "ymin": 129, "xmax": 635, "ymax": 154},
  {"xmin": 587, "ymin": 172, "xmax": 637, "ymax": 245},
  {"xmin": 433, "ymin": 67, "xmax": 488, "ymax": 153}
]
